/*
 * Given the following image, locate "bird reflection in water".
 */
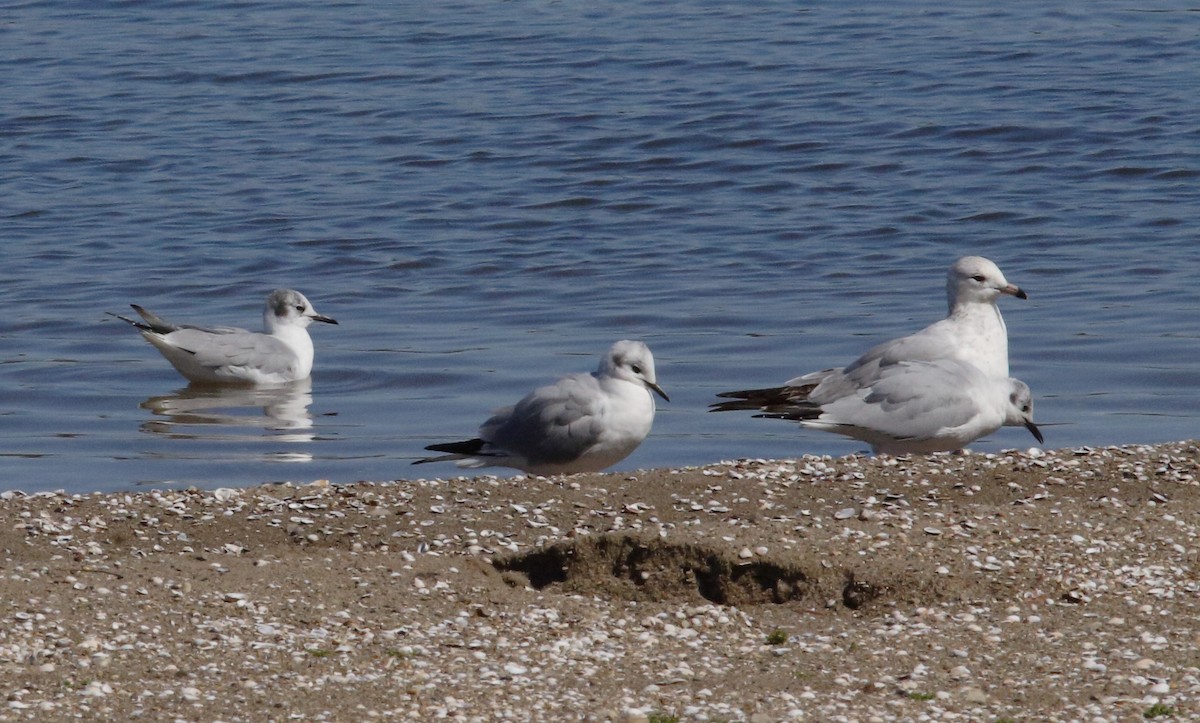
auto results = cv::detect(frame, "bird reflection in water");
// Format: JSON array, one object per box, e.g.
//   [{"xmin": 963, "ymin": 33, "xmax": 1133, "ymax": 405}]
[{"xmin": 138, "ymin": 378, "xmax": 317, "ymax": 459}]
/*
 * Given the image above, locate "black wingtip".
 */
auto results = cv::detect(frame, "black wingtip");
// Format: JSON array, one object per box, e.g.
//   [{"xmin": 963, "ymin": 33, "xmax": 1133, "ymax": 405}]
[
  {"xmin": 107, "ymin": 310, "xmax": 149, "ymax": 331},
  {"xmin": 424, "ymin": 438, "xmax": 487, "ymax": 456}
]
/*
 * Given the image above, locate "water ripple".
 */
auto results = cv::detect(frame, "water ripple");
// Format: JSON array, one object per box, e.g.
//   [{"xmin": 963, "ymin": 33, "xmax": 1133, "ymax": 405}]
[{"xmin": 0, "ymin": 1, "xmax": 1197, "ymax": 491}]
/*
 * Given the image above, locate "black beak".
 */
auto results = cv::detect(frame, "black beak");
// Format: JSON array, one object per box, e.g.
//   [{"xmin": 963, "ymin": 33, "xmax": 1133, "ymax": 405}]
[
  {"xmin": 646, "ymin": 380, "xmax": 669, "ymax": 402},
  {"xmin": 1025, "ymin": 419, "xmax": 1043, "ymax": 444}
]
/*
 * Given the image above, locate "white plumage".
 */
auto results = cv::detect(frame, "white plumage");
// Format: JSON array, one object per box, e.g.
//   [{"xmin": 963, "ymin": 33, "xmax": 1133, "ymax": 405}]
[
  {"xmin": 713, "ymin": 256, "xmax": 1039, "ymax": 453},
  {"xmin": 111, "ymin": 289, "xmax": 337, "ymax": 385},
  {"xmin": 416, "ymin": 340, "xmax": 668, "ymax": 475}
]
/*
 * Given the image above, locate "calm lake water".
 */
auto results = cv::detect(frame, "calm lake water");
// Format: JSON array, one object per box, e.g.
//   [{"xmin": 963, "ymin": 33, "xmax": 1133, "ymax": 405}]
[{"xmin": 2, "ymin": 2, "xmax": 1197, "ymax": 493}]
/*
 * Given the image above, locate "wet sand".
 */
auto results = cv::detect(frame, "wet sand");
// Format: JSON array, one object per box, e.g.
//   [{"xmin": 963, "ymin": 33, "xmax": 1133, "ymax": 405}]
[{"xmin": 1, "ymin": 442, "xmax": 1197, "ymax": 721}]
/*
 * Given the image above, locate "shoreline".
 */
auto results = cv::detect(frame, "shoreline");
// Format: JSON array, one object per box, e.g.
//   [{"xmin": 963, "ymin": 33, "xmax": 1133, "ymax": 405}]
[{"xmin": 1, "ymin": 441, "xmax": 1197, "ymax": 721}]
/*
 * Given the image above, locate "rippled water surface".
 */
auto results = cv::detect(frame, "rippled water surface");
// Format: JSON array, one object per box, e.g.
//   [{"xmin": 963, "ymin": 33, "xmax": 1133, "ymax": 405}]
[{"xmin": 2, "ymin": 2, "xmax": 1198, "ymax": 492}]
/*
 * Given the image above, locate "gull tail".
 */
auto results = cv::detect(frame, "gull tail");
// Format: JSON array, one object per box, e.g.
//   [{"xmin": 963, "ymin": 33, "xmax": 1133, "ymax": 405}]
[
  {"xmin": 413, "ymin": 438, "xmax": 487, "ymax": 465},
  {"xmin": 107, "ymin": 304, "xmax": 180, "ymax": 334},
  {"xmin": 710, "ymin": 384, "xmax": 818, "ymax": 415},
  {"xmin": 753, "ymin": 405, "xmax": 823, "ymax": 422}
]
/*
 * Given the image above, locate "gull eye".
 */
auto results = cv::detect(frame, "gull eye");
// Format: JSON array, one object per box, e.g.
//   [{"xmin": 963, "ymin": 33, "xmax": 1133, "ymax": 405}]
[
  {"xmin": 971, "ymin": 274, "xmax": 986, "ymax": 282},
  {"xmin": 295, "ymin": 305, "xmax": 305, "ymax": 312},
  {"xmin": 631, "ymin": 364, "xmax": 643, "ymax": 375}
]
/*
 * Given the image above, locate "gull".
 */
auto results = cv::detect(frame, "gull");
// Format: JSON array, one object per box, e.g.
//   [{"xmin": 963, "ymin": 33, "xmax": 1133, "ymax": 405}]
[
  {"xmin": 415, "ymin": 340, "xmax": 668, "ymax": 475},
  {"xmin": 840, "ymin": 255, "xmax": 1027, "ymax": 380},
  {"xmin": 111, "ymin": 289, "xmax": 337, "ymax": 385},
  {"xmin": 711, "ymin": 255, "xmax": 1034, "ymax": 453},
  {"xmin": 712, "ymin": 357, "xmax": 1042, "ymax": 454}
]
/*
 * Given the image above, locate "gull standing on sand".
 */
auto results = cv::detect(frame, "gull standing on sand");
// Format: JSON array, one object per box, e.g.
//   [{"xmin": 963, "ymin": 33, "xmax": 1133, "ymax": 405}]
[
  {"xmin": 828, "ymin": 255, "xmax": 1027, "ymax": 380},
  {"xmin": 714, "ymin": 357, "xmax": 1042, "ymax": 454},
  {"xmin": 111, "ymin": 289, "xmax": 337, "ymax": 385},
  {"xmin": 712, "ymin": 256, "xmax": 1037, "ymax": 453},
  {"xmin": 415, "ymin": 340, "xmax": 668, "ymax": 475}
]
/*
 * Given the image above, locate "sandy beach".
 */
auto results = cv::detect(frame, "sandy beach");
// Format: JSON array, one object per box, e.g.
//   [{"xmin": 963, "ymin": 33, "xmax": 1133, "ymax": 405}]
[{"xmin": 1, "ymin": 442, "xmax": 1197, "ymax": 721}]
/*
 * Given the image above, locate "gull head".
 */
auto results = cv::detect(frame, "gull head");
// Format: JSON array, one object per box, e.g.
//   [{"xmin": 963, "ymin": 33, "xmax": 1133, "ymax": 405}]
[
  {"xmin": 264, "ymin": 289, "xmax": 338, "ymax": 332},
  {"xmin": 1005, "ymin": 378, "xmax": 1043, "ymax": 444},
  {"xmin": 947, "ymin": 256, "xmax": 1027, "ymax": 309},
  {"xmin": 601, "ymin": 340, "xmax": 669, "ymax": 402}
]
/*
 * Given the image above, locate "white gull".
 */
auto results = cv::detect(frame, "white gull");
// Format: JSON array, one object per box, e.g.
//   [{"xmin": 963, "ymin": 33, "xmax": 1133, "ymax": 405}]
[
  {"xmin": 712, "ymin": 256, "xmax": 1035, "ymax": 453},
  {"xmin": 416, "ymin": 340, "xmax": 668, "ymax": 475},
  {"xmin": 111, "ymin": 289, "xmax": 337, "ymax": 385},
  {"xmin": 714, "ymin": 357, "xmax": 1041, "ymax": 454}
]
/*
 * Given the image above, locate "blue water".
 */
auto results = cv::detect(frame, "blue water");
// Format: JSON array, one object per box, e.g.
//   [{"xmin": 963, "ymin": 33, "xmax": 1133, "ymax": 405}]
[{"xmin": 2, "ymin": 1, "xmax": 1197, "ymax": 493}]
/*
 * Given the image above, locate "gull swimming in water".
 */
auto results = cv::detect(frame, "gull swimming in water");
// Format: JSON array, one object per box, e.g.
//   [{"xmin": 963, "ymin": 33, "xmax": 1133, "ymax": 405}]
[
  {"xmin": 111, "ymin": 289, "xmax": 337, "ymax": 385},
  {"xmin": 712, "ymin": 256, "xmax": 1035, "ymax": 453},
  {"xmin": 415, "ymin": 340, "xmax": 668, "ymax": 475}
]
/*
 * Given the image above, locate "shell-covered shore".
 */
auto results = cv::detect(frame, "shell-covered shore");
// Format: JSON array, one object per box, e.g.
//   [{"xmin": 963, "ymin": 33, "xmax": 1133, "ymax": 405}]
[{"xmin": 1, "ymin": 442, "xmax": 1197, "ymax": 721}]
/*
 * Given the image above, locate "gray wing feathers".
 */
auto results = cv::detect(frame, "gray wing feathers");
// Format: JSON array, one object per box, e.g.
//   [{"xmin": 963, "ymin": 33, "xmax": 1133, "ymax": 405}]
[
  {"xmin": 837, "ymin": 325, "xmax": 955, "ymax": 377},
  {"xmin": 129, "ymin": 305, "xmax": 180, "ymax": 333},
  {"xmin": 819, "ymin": 361, "xmax": 980, "ymax": 439},
  {"xmin": 124, "ymin": 305, "xmax": 246, "ymax": 335},
  {"xmin": 164, "ymin": 329, "xmax": 298, "ymax": 375},
  {"xmin": 488, "ymin": 373, "xmax": 603, "ymax": 465},
  {"xmin": 780, "ymin": 326, "xmax": 958, "ymax": 404}
]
